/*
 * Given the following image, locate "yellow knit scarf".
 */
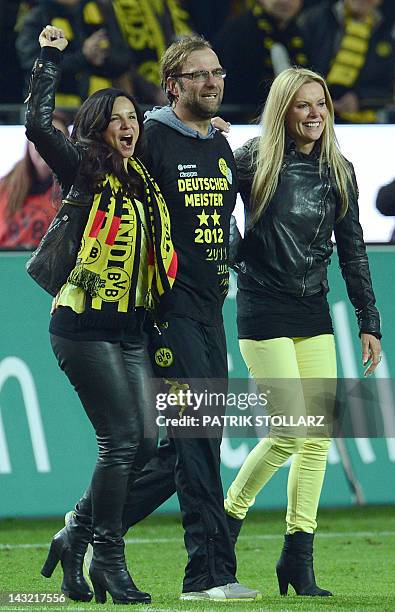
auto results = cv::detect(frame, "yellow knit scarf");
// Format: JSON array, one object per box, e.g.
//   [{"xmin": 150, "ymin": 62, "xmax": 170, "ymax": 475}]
[
  {"xmin": 112, "ymin": 0, "xmax": 191, "ymax": 86},
  {"xmin": 64, "ymin": 156, "xmax": 177, "ymax": 315},
  {"xmin": 327, "ymin": 11, "xmax": 376, "ymax": 122}
]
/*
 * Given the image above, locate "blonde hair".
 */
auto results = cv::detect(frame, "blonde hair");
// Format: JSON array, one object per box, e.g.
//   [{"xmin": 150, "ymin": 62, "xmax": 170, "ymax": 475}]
[{"xmin": 251, "ymin": 67, "xmax": 353, "ymax": 223}]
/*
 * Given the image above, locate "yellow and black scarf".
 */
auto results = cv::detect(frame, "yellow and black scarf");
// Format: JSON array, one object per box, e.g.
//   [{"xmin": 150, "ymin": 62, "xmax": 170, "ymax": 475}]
[
  {"xmin": 113, "ymin": 0, "xmax": 192, "ymax": 86},
  {"xmin": 251, "ymin": 1, "xmax": 308, "ymax": 74},
  {"xmin": 59, "ymin": 157, "xmax": 177, "ymax": 324},
  {"xmin": 327, "ymin": 10, "xmax": 376, "ymax": 122},
  {"xmin": 46, "ymin": 1, "xmax": 114, "ymax": 107}
]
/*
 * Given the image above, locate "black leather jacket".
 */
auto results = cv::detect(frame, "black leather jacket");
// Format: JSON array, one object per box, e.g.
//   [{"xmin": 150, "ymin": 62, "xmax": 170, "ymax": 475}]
[
  {"xmin": 234, "ymin": 137, "xmax": 381, "ymax": 337},
  {"xmin": 25, "ymin": 47, "xmax": 90, "ymax": 203}
]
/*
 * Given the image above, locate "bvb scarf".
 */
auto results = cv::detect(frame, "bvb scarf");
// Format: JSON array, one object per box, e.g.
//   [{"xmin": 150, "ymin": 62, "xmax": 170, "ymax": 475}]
[
  {"xmin": 251, "ymin": 1, "xmax": 308, "ymax": 74},
  {"xmin": 64, "ymin": 157, "xmax": 177, "ymax": 320},
  {"xmin": 327, "ymin": 10, "xmax": 376, "ymax": 122},
  {"xmin": 113, "ymin": 0, "xmax": 191, "ymax": 86},
  {"xmin": 47, "ymin": 1, "xmax": 113, "ymax": 107}
]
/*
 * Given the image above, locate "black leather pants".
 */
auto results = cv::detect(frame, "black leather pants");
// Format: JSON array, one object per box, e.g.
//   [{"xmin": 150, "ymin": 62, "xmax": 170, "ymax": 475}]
[{"xmin": 50, "ymin": 334, "xmax": 158, "ymax": 553}]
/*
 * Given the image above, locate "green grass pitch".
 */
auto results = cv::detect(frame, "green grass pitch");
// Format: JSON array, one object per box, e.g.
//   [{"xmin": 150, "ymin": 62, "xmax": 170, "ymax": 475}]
[{"xmin": 0, "ymin": 506, "xmax": 394, "ymax": 611}]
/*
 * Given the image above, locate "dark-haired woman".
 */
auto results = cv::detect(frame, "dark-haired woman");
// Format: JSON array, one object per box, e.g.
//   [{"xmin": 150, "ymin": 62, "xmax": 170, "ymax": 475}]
[{"xmin": 25, "ymin": 26, "xmax": 177, "ymax": 605}]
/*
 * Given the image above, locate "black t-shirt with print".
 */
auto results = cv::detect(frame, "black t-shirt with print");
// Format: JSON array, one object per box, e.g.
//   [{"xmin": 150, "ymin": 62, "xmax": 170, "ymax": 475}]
[{"xmin": 143, "ymin": 120, "xmax": 237, "ymax": 325}]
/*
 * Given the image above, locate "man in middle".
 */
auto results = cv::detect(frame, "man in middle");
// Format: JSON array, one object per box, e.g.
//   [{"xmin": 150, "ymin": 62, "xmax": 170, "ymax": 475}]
[{"xmin": 63, "ymin": 35, "xmax": 262, "ymax": 603}]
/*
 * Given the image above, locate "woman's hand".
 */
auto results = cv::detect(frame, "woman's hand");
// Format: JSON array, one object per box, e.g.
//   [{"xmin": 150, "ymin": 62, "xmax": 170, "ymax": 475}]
[
  {"xmin": 82, "ymin": 29, "xmax": 108, "ymax": 66},
  {"xmin": 211, "ymin": 116, "xmax": 231, "ymax": 135},
  {"xmin": 50, "ymin": 292, "xmax": 60, "ymax": 315},
  {"xmin": 39, "ymin": 26, "xmax": 68, "ymax": 52},
  {"xmin": 333, "ymin": 92, "xmax": 359, "ymax": 114},
  {"xmin": 361, "ymin": 333, "xmax": 382, "ymax": 377}
]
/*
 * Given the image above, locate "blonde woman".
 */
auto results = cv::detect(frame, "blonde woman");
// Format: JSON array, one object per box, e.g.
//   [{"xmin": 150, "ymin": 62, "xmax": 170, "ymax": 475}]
[{"xmin": 226, "ymin": 67, "xmax": 382, "ymax": 596}]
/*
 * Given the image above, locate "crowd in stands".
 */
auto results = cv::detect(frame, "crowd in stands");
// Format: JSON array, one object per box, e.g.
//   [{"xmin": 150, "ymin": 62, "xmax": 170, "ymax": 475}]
[
  {"xmin": 0, "ymin": 111, "xmax": 70, "ymax": 248},
  {"xmin": 215, "ymin": 0, "xmax": 395, "ymax": 123},
  {"xmin": 1, "ymin": 1, "xmax": 394, "ymax": 122},
  {"xmin": 1, "ymin": 0, "xmax": 395, "ymax": 247}
]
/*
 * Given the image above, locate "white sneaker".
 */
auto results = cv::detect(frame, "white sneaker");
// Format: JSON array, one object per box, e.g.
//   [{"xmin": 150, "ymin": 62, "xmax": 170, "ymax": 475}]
[
  {"xmin": 180, "ymin": 582, "xmax": 262, "ymax": 601},
  {"xmin": 64, "ymin": 511, "xmax": 93, "ymax": 583}
]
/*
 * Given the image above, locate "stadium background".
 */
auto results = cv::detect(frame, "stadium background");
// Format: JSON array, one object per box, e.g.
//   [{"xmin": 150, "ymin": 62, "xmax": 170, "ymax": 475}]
[{"xmin": 0, "ymin": 6, "xmax": 394, "ymax": 612}]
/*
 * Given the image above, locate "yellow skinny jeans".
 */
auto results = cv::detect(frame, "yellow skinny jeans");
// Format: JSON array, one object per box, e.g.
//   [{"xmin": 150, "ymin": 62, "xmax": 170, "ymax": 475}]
[{"xmin": 225, "ymin": 335, "xmax": 337, "ymax": 533}]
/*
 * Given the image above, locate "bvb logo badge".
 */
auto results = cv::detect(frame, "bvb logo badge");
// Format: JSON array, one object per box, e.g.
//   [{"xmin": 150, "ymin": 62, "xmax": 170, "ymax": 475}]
[
  {"xmin": 218, "ymin": 157, "xmax": 228, "ymax": 176},
  {"xmin": 155, "ymin": 347, "xmax": 174, "ymax": 368},
  {"xmin": 85, "ymin": 240, "xmax": 101, "ymax": 264},
  {"xmin": 98, "ymin": 267, "xmax": 130, "ymax": 302},
  {"xmin": 218, "ymin": 157, "xmax": 233, "ymax": 185}
]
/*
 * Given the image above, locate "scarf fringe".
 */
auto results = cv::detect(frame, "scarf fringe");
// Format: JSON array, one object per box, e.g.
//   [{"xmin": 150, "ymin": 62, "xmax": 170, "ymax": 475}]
[{"xmin": 68, "ymin": 265, "xmax": 104, "ymax": 297}]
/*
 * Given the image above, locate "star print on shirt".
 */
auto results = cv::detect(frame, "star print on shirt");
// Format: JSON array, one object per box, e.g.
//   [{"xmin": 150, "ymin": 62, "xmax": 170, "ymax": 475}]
[
  {"xmin": 211, "ymin": 211, "xmax": 221, "ymax": 226},
  {"xmin": 197, "ymin": 210, "xmax": 210, "ymax": 226}
]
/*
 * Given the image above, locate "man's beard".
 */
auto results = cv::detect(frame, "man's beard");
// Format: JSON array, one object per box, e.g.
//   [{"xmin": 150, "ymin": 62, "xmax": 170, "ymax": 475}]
[{"xmin": 184, "ymin": 95, "xmax": 222, "ymax": 120}]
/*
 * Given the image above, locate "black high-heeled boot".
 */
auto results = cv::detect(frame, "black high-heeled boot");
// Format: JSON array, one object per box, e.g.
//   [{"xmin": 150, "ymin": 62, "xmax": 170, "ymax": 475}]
[
  {"xmin": 89, "ymin": 541, "xmax": 151, "ymax": 605},
  {"xmin": 41, "ymin": 516, "xmax": 93, "ymax": 602},
  {"xmin": 276, "ymin": 532, "xmax": 332, "ymax": 596},
  {"xmin": 226, "ymin": 513, "xmax": 244, "ymax": 547}
]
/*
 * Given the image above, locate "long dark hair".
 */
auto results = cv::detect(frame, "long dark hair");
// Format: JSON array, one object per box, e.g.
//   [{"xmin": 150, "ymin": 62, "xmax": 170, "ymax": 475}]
[{"xmin": 71, "ymin": 88, "xmax": 145, "ymax": 196}]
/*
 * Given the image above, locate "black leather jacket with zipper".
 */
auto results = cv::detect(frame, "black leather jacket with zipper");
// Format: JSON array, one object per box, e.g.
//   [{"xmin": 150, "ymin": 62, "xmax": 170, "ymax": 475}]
[{"xmin": 233, "ymin": 137, "xmax": 381, "ymax": 337}]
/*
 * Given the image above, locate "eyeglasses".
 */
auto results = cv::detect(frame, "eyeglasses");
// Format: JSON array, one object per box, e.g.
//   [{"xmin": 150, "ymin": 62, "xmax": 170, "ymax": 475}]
[{"xmin": 171, "ymin": 68, "xmax": 227, "ymax": 82}]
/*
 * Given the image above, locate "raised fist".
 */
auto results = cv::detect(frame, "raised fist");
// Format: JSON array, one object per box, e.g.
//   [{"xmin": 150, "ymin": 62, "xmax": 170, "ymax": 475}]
[{"xmin": 39, "ymin": 26, "xmax": 69, "ymax": 52}]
